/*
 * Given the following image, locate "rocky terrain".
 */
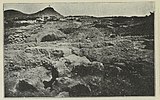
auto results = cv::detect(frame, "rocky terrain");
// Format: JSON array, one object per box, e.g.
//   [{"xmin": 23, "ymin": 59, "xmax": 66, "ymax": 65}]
[{"xmin": 4, "ymin": 7, "xmax": 154, "ymax": 97}]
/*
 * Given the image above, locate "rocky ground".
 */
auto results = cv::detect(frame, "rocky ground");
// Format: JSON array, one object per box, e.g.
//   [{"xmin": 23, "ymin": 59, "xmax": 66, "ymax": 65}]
[{"xmin": 4, "ymin": 16, "xmax": 154, "ymax": 97}]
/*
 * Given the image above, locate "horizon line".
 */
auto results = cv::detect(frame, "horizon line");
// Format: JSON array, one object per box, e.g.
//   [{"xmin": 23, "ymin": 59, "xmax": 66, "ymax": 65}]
[{"xmin": 4, "ymin": 8, "xmax": 154, "ymax": 18}]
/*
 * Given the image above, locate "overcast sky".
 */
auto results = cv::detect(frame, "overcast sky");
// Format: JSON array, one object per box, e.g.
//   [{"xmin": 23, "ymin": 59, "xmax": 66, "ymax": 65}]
[{"xmin": 4, "ymin": 2, "xmax": 154, "ymax": 17}]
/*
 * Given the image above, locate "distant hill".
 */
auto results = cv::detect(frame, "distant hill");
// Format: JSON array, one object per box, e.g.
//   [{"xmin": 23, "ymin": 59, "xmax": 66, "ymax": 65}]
[
  {"xmin": 31, "ymin": 7, "xmax": 63, "ymax": 18},
  {"xmin": 4, "ymin": 10, "xmax": 27, "ymax": 20},
  {"xmin": 4, "ymin": 7, "xmax": 63, "ymax": 20}
]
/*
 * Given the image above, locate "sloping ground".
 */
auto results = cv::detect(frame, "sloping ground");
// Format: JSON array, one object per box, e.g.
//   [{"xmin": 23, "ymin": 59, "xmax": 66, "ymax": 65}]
[
  {"xmin": 4, "ymin": 15, "xmax": 154, "ymax": 97},
  {"xmin": 4, "ymin": 21, "xmax": 82, "ymax": 44},
  {"xmin": 68, "ymin": 26, "xmax": 104, "ymax": 42},
  {"xmin": 4, "ymin": 41, "xmax": 105, "ymax": 97},
  {"xmin": 93, "ymin": 14, "xmax": 154, "ymax": 38},
  {"xmin": 4, "ymin": 39, "xmax": 154, "ymax": 97}
]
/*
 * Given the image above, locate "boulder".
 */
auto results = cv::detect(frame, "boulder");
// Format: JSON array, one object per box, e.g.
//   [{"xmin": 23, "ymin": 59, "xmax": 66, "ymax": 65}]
[
  {"xmin": 69, "ymin": 84, "xmax": 91, "ymax": 97},
  {"xmin": 71, "ymin": 47, "xmax": 82, "ymax": 56},
  {"xmin": 38, "ymin": 29, "xmax": 66, "ymax": 42},
  {"xmin": 49, "ymin": 47, "xmax": 72, "ymax": 57},
  {"xmin": 64, "ymin": 54, "xmax": 91, "ymax": 66},
  {"xmin": 56, "ymin": 91, "xmax": 69, "ymax": 97},
  {"xmin": 91, "ymin": 61, "xmax": 104, "ymax": 71},
  {"xmin": 49, "ymin": 50, "xmax": 64, "ymax": 58},
  {"xmin": 24, "ymin": 47, "xmax": 40, "ymax": 55},
  {"xmin": 16, "ymin": 67, "xmax": 51, "ymax": 92},
  {"xmin": 54, "ymin": 58, "xmax": 71, "ymax": 77},
  {"xmin": 16, "ymin": 80, "xmax": 38, "ymax": 92},
  {"xmin": 56, "ymin": 77, "xmax": 81, "ymax": 88},
  {"xmin": 109, "ymin": 34, "xmax": 116, "ymax": 38}
]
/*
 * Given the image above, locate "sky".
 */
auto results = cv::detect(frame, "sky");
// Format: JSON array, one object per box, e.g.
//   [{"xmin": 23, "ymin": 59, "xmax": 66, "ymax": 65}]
[{"xmin": 4, "ymin": 2, "xmax": 154, "ymax": 17}]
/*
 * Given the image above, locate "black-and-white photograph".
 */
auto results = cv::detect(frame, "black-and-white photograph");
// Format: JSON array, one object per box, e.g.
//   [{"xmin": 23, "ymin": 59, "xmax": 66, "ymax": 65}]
[{"xmin": 4, "ymin": 2, "xmax": 155, "ymax": 97}]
